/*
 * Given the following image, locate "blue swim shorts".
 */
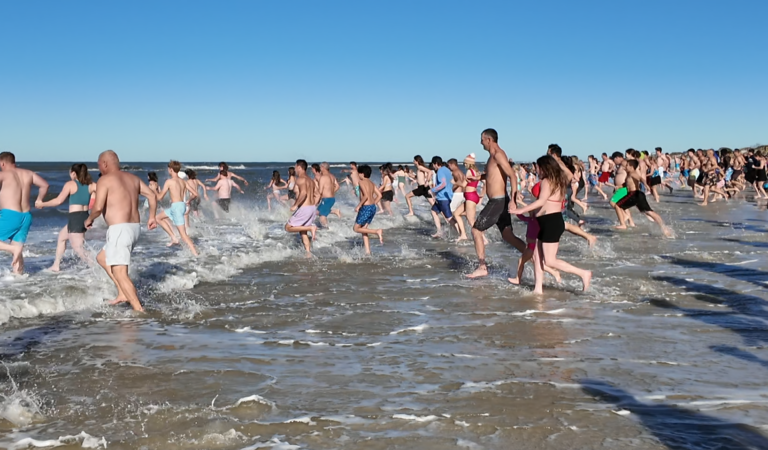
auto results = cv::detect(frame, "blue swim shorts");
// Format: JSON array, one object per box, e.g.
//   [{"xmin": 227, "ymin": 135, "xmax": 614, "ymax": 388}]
[
  {"xmin": 0, "ymin": 209, "xmax": 33, "ymax": 244},
  {"xmin": 167, "ymin": 202, "xmax": 186, "ymax": 226},
  {"xmin": 355, "ymin": 204, "xmax": 376, "ymax": 226},
  {"xmin": 318, "ymin": 198, "xmax": 336, "ymax": 217}
]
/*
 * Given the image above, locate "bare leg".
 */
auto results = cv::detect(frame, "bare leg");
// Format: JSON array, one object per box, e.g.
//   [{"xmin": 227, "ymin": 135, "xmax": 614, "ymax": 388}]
[
  {"xmin": 467, "ymin": 227, "xmax": 488, "ymax": 278},
  {"xmin": 110, "ymin": 265, "xmax": 144, "ymax": 311},
  {"xmin": 353, "ymin": 224, "xmax": 383, "ymax": 255},
  {"xmin": 500, "ymin": 227, "xmax": 527, "ymax": 253},
  {"xmin": 645, "ymin": 211, "xmax": 672, "ymax": 237},
  {"xmin": 541, "ymin": 242, "xmax": 592, "ymax": 292},
  {"xmin": 319, "ymin": 215, "xmax": 329, "ymax": 228},
  {"xmin": 508, "ymin": 248, "xmax": 533, "ymax": 285},
  {"xmin": 0, "ymin": 241, "xmax": 26, "ymax": 274},
  {"xmin": 430, "ymin": 211, "xmax": 443, "ymax": 238},
  {"xmin": 405, "ymin": 192, "xmax": 415, "ymax": 215},
  {"xmin": 157, "ymin": 212, "xmax": 179, "ymax": 246},
  {"xmin": 452, "ymin": 204, "xmax": 468, "ymax": 242},
  {"xmin": 68, "ymin": 232, "xmax": 90, "ymax": 264},
  {"xmin": 49, "ymin": 226, "xmax": 68, "ymax": 272},
  {"xmin": 176, "ymin": 225, "xmax": 199, "ymax": 256},
  {"xmin": 97, "ymin": 249, "xmax": 128, "ymax": 303},
  {"xmin": 565, "ymin": 222, "xmax": 597, "ymax": 248}
]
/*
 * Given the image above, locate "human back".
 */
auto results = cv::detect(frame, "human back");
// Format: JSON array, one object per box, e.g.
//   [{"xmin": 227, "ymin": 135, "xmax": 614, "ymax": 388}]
[
  {"xmin": 0, "ymin": 155, "xmax": 36, "ymax": 213},
  {"xmin": 100, "ymin": 171, "xmax": 142, "ymax": 226}
]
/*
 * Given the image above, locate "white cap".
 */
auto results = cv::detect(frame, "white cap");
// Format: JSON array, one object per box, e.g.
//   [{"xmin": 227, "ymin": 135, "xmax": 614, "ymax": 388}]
[{"xmin": 178, "ymin": 171, "xmax": 188, "ymax": 179}]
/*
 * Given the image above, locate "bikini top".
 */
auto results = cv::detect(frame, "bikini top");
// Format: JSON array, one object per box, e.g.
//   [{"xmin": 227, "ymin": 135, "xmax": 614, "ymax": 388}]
[
  {"xmin": 70, "ymin": 181, "xmax": 90, "ymax": 206},
  {"xmin": 466, "ymin": 169, "xmax": 479, "ymax": 188}
]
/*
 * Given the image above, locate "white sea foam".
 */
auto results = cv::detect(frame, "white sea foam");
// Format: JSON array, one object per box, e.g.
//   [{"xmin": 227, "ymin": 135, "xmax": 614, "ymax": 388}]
[
  {"xmin": 392, "ymin": 414, "xmax": 439, "ymax": 422},
  {"xmin": 389, "ymin": 323, "xmax": 428, "ymax": 335},
  {"xmin": 9, "ymin": 432, "xmax": 107, "ymax": 449},
  {"xmin": 240, "ymin": 436, "xmax": 300, "ymax": 450}
]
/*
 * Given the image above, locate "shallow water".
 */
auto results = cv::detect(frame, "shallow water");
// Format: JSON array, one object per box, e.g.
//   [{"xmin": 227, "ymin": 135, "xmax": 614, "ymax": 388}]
[{"xmin": 1, "ymin": 163, "xmax": 768, "ymax": 449}]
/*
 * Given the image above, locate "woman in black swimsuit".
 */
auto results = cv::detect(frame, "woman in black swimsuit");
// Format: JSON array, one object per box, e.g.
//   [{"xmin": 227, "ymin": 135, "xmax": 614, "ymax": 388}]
[{"xmin": 510, "ymin": 155, "xmax": 592, "ymax": 294}]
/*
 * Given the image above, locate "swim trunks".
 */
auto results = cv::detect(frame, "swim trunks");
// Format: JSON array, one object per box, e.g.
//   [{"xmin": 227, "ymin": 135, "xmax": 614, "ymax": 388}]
[
  {"xmin": 449, "ymin": 192, "xmax": 465, "ymax": 213},
  {"xmin": 288, "ymin": 205, "xmax": 316, "ymax": 227},
  {"xmin": 67, "ymin": 211, "xmax": 89, "ymax": 234},
  {"xmin": 598, "ymin": 172, "xmax": 611, "ymax": 183},
  {"xmin": 104, "ymin": 223, "xmax": 140, "ymax": 266},
  {"xmin": 431, "ymin": 199, "xmax": 453, "ymax": 219},
  {"xmin": 317, "ymin": 198, "xmax": 336, "ymax": 217},
  {"xmin": 0, "ymin": 209, "xmax": 33, "ymax": 244},
  {"xmin": 355, "ymin": 204, "xmax": 377, "ymax": 226},
  {"xmin": 617, "ymin": 190, "xmax": 653, "ymax": 213},
  {"xmin": 536, "ymin": 211, "xmax": 566, "ymax": 243},
  {"xmin": 649, "ymin": 176, "xmax": 662, "ymax": 187},
  {"xmin": 411, "ymin": 185, "xmax": 432, "ymax": 198},
  {"xmin": 588, "ymin": 174, "xmax": 598, "ymax": 186},
  {"xmin": 217, "ymin": 198, "xmax": 231, "ymax": 212},
  {"xmin": 381, "ymin": 190, "xmax": 394, "ymax": 202},
  {"xmin": 354, "ymin": 186, "xmax": 360, "ymax": 198},
  {"xmin": 610, "ymin": 187, "xmax": 628, "ymax": 204},
  {"xmin": 473, "ymin": 196, "xmax": 512, "ymax": 232},
  {"xmin": 288, "ymin": 190, "xmax": 296, "ymax": 200},
  {"xmin": 167, "ymin": 202, "xmax": 186, "ymax": 226},
  {"xmin": 189, "ymin": 197, "xmax": 201, "ymax": 212}
]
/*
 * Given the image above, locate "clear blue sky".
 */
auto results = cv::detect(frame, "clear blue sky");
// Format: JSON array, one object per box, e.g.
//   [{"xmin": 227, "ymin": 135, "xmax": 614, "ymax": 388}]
[{"xmin": 1, "ymin": 1, "xmax": 765, "ymax": 163}]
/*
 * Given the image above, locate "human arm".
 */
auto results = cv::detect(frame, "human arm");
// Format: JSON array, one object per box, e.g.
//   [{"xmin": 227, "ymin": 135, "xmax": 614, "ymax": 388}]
[
  {"xmin": 84, "ymin": 180, "xmax": 107, "ymax": 229},
  {"xmin": 291, "ymin": 179, "xmax": 306, "ymax": 211},
  {"xmin": 185, "ymin": 182, "xmax": 198, "ymax": 204},
  {"xmin": 157, "ymin": 181, "xmax": 171, "ymax": 202},
  {"xmin": 198, "ymin": 180, "xmax": 209, "ymax": 200},
  {"xmin": 32, "ymin": 172, "xmax": 49, "ymax": 206},
  {"xmin": 510, "ymin": 180, "xmax": 551, "ymax": 215},
  {"xmin": 231, "ymin": 180, "xmax": 244, "ymax": 194},
  {"xmin": 36, "ymin": 180, "xmax": 73, "ymax": 208},
  {"xmin": 205, "ymin": 174, "xmax": 221, "ymax": 183},
  {"xmin": 139, "ymin": 180, "xmax": 158, "ymax": 230},
  {"xmin": 230, "ymin": 172, "xmax": 249, "ymax": 186}
]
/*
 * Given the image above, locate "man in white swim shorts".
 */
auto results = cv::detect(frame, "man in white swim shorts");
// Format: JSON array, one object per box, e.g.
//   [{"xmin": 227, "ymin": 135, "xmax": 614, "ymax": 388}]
[
  {"xmin": 85, "ymin": 150, "xmax": 158, "ymax": 312},
  {"xmin": 285, "ymin": 159, "xmax": 318, "ymax": 256}
]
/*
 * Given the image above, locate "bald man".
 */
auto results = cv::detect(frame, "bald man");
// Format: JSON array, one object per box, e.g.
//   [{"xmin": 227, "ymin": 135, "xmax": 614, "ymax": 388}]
[{"xmin": 85, "ymin": 150, "xmax": 158, "ymax": 312}]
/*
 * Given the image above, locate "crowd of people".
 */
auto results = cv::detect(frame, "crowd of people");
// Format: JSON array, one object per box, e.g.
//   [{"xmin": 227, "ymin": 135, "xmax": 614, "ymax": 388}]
[{"xmin": 0, "ymin": 132, "xmax": 765, "ymax": 311}]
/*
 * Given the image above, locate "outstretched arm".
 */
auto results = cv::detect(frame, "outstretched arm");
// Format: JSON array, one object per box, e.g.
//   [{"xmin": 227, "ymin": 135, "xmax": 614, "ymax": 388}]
[
  {"xmin": 230, "ymin": 172, "xmax": 249, "ymax": 186},
  {"xmin": 37, "ymin": 180, "xmax": 72, "ymax": 208},
  {"xmin": 32, "ymin": 172, "xmax": 50, "ymax": 205}
]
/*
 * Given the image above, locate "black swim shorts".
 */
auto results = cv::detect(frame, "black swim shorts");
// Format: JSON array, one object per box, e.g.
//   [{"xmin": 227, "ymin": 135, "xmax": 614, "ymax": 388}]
[{"xmin": 473, "ymin": 196, "xmax": 512, "ymax": 232}]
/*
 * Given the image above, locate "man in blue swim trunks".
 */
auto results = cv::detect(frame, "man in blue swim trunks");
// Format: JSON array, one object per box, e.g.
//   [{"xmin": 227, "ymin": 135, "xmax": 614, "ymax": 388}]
[
  {"xmin": 353, "ymin": 165, "xmax": 383, "ymax": 255},
  {"xmin": 316, "ymin": 162, "xmax": 342, "ymax": 228},
  {"xmin": 155, "ymin": 160, "xmax": 199, "ymax": 256},
  {"xmin": 0, "ymin": 152, "xmax": 49, "ymax": 274}
]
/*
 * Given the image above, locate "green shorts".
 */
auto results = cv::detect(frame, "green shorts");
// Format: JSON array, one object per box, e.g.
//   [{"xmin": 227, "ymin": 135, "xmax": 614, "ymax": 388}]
[{"xmin": 610, "ymin": 187, "xmax": 628, "ymax": 204}]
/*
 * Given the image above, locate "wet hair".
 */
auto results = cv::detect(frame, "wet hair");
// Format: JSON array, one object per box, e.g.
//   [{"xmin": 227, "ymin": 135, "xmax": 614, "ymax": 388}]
[
  {"xmin": 431, "ymin": 156, "xmax": 443, "ymax": 167},
  {"xmin": 296, "ymin": 159, "xmax": 308, "ymax": 171},
  {"xmin": 147, "ymin": 171, "xmax": 158, "ymax": 183},
  {"xmin": 481, "ymin": 128, "xmax": 498, "ymax": 143},
  {"xmin": 547, "ymin": 144, "xmax": 562, "ymax": 157},
  {"xmin": 168, "ymin": 160, "xmax": 181, "ymax": 173},
  {"xmin": 70, "ymin": 163, "xmax": 92, "ymax": 185},
  {"xmin": 0, "ymin": 152, "xmax": 16, "ymax": 164},
  {"xmin": 271, "ymin": 170, "xmax": 282, "ymax": 183},
  {"xmin": 536, "ymin": 155, "xmax": 567, "ymax": 197},
  {"xmin": 357, "ymin": 164, "xmax": 372, "ymax": 178},
  {"xmin": 288, "ymin": 167, "xmax": 296, "ymax": 176},
  {"xmin": 413, "ymin": 155, "xmax": 425, "ymax": 166},
  {"xmin": 311, "ymin": 163, "xmax": 321, "ymax": 173},
  {"xmin": 184, "ymin": 169, "xmax": 197, "ymax": 180}
]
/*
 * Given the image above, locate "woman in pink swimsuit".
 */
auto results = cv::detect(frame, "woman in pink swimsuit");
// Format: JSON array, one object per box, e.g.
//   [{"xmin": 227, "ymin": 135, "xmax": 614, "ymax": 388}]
[{"xmin": 463, "ymin": 154, "xmax": 481, "ymax": 226}]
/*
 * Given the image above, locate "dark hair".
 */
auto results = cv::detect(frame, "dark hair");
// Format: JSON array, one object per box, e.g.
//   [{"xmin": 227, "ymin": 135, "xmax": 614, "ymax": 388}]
[
  {"xmin": 482, "ymin": 128, "xmax": 498, "ymax": 143},
  {"xmin": 148, "ymin": 171, "xmax": 159, "ymax": 183},
  {"xmin": 311, "ymin": 163, "xmax": 320, "ymax": 172},
  {"xmin": 447, "ymin": 158, "xmax": 458, "ymax": 166},
  {"xmin": 288, "ymin": 167, "xmax": 296, "ymax": 176},
  {"xmin": 219, "ymin": 162, "xmax": 229, "ymax": 170},
  {"xmin": 184, "ymin": 169, "xmax": 197, "ymax": 180},
  {"xmin": 0, "ymin": 152, "xmax": 16, "ymax": 164},
  {"xmin": 536, "ymin": 155, "xmax": 567, "ymax": 196},
  {"xmin": 220, "ymin": 169, "xmax": 229, "ymax": 177},
  {"xmin": 431, "ymin": 156, "xmax": 443, "ymax": 166},
  {"xmin": 70, "ymin": 163, "xmax": 92, "ymax": 185},
  {"xmin": 547, "ymin": 144, "xmax": 562, "ymax": 157},
  {"xmin": 296, "ymin": 159, "xmax": 308, "ymax": 171},
  {"xmin": 414, "ymin": 155, "xmax": 425, "ymax": 166},
  {"xmin": 611, "ymin": 151, "xmax": 624, "ymax": 160},
  {"xmin": 349, "ymin": 161, "xmax": 357, "ymax": 168},
  {"xmin": 602, "ymin": 152, "xmax": 608, "ymax": 157},
  {"xmin": 397, "ymin": 165, "xmax": 404, "ymax": 171},
  {"xmin": 655, "ymin": 147, "xmax": 662, "ymax": 152},
  {"xmin": 272, "ymin": 170, "xmax": 281, "ymax": 183},
  {"xmin": 357, "ymin": 164, "xmax": 372, "ymax": 178},
  {"xmin": 627, "ymin": 159, "xmax": 639, "ymax": 170},
  {"xmin": 642, "ymin": 150, "xmax": 649, "ymax": 157}
]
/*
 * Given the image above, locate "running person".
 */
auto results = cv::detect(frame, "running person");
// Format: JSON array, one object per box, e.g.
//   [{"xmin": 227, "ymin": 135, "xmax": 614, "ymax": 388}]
[
  {"xmin": 36, "ymin": 163, "xmax": 96, "ymax": 272},
  {"xmin": 183, "ymin": 169, "xmax": 208, "ymax": 223},
  {"xmin": 615, "ymin": 159, "xmax": 673, "ymax": 237},
  {"xmin": 405, "ymin": 155, "xmax": 435, "ymax": 216},
  {"xmin": 155, "ymin": 161, "xmax": 199, "ymax": 255},
  {"xmin": 353, "ymin": 164, "xmax": 384, "ymax": 255},
  {"xmin": 285, "ymin": 159, "xmax": 319, "ymax": 256},
  {"xmin": 0, "ymin": 152, "xmax": 49, "ymax": 274},
  {"xmin": 317, "ymin": 162, "xmax": 342, "ymax": 226}
]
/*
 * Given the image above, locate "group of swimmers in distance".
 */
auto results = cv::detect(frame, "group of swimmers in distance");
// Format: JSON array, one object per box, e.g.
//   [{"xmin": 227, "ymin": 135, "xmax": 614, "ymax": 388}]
[{"xmin": 0, "ymin": 132, "xmax": 765, "ymax": 310}]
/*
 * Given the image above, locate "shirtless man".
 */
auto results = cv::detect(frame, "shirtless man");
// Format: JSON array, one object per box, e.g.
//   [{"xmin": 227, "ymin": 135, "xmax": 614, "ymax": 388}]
[
  {"xmin": 615, "ymin": 160, "xmax": 672, "ymax": 237},
  {"xmin": 155, "ymin": 160, "xmax": 199, "ymax": 255},
  {"xmin": 467, "ymin": 129, "xmax": 526, "ymax": 279},
  {"xmin": 206, "ymin": 162, "xmax": 249, "ymax": 187},
  {"xmin": 599, "ymin": 153, "xmax": 615, "ymax": 188},
  {"xmin": 207, "ymin": 169, "xmax": 236, "ymax": 216},
  {"xmin": 0, "ymin": 152, "xmax": 49, "ymax": 274},
  {"xmin": 353, "ymin": 164, "xmax": 384, "ymax": 255},
  {"xmin": 405, "ymin": 155, "xmax": 436, "ymax": 216},
  {"xmin": 586, "ymin": 155, "xmax": 608, "ymax": 200},
  {"xmin": 285, "ymin": 159, "xmax": 319, "ymax": 256},
  {"xmin": 85, "ymin": 150, "xmax": 157, "ymax": 312},
  {"xmin": 699, "ymin": 149, "xmax": 727, "ymax": 206},
  {"xmin": 317, "ymin": 162, "xmax": 342, "ymax": 227},
  {"xmin": 342, "ymin": 162, "xmax": 361, "ymax": 198},
  {"xmin": 610, "ymin": 152, "xmax": 635, "ymax": 228}
]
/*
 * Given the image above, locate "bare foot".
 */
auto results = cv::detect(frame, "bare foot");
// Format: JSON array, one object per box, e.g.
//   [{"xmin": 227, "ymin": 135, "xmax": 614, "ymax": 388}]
[
  {"xmin": 466, "ymin": 267, "xmax": 488, "ymax": 279},
  {"xmin": 614, "ymin": 225, "xmax": 628, "ymax": 230},
  {"xmin": 377, "ymin": 229, "xmax": 384, "ymax": 244},
  {"xmin": 698, "ymin": 202, "xmax": 708, "ymax": 206},
  {"xmin": 455, "ymin": 235, "xmax": 468, "ymax": 243},
  {"xmin": 11, "ymin": 250, "xmax": 23, "ymax": 275},
  {"xmin": 48, "ymin": 266, "xmax": 61, "ymax": 273},
  {"xmin": 508, "ymin": 277, "xmax": 520, "ymax": 285},
  {"xmin": 108, "ymin": 297, "xmax": 129, "ymax": 305},
  {"xmin": 552, "ymin": 270, "xmax": 562, "ymax": 284},
  {"xmin": 533, "ymin": 288, "xmax": 544, "ymax": 295},
  {"xmin": 167, "ymin": 241, "xmax": 180, "ymax": 247},
  {"xmin": 406, "ymin": 212, "xmax": 415, "ymax": 216},
  {"xmin": 587, "ymin": 235, "xmax": 597, "ymax": 248},
  {"xmin": 581, "ymin": 271, "xmax": 592, "ymax": 292},
  {"xmin": 628, "ymin": 222, "xmax": 636, "ymax": 228},
  {"xmin": 304, "ymin": 252, "xmax": 313, "ymax": 259},
  {"xmin": 431, "ymin": 232, "xmax": 442, "ymax": 239},
  {"xmin": 662, "ymin": 226, "xmax": 673, "ymax": 238},
  {"xmin": 310, "ymin": 225, "xmax": 318, "ymax": 241}
]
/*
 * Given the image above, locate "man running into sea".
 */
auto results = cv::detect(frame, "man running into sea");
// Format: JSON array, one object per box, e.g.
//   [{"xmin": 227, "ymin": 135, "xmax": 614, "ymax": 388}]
[
  {"xmin": 467, "ymin": 129, "xmax": 526, "ymax": 279},
  {"xmin": 155, "ymin": 160, "xmax": 199, "ymax": 255},
  {"xmin": 353, "ymin": 164, "xmax": 384, "ymax": 255},
  {"xmin": 206, "ymin": 162, "xmax": 249, "ymax": 187},
  {"xmin": 317, "ymin": 162, "xmax": 342, "ymax": 227},
  {"xmin": 0, "ymin": 152, "xmax": 49, "ymax": 274},
  {"xmin": 285, "ymin": 159, "xmax": 319, "ymax": 256},
  {"xmin": 85, "ymin": 150, "xmax": 158, "ymax": 312}
]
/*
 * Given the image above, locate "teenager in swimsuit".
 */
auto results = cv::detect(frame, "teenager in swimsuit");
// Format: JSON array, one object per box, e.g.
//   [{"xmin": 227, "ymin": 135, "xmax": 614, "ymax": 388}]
[
  {"xmin": 267, "ymin": 170, "xmax": 289, "ymax": 210},
  {"xmin": 36, "ymin": 163, "xmax": 97, "ymax": 272},
  {"xmin": 509, "ymin": 155, "xmax": 592, "ymax": 294},
  {"xmin": 379, "ymin": 166, "xmax": 395, "ymax": 216}
]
